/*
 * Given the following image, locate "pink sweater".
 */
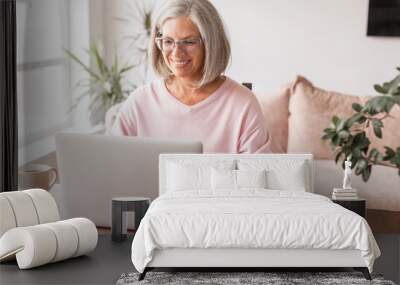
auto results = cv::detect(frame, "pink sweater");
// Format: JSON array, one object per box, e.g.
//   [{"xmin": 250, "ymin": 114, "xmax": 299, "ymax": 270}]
[{"xmin": 111, "ymin": 77, "xmax": 271, "ymax": 153}]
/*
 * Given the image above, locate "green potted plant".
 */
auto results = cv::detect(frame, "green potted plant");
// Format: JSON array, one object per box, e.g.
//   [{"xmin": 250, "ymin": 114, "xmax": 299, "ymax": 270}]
[
  {"xmin": 322, "ymin": 67, "xmax": 400, "ymax": 181},
  {"xmin": 65, "ymin": 44, "xmax": 135, "ymax": 126}
]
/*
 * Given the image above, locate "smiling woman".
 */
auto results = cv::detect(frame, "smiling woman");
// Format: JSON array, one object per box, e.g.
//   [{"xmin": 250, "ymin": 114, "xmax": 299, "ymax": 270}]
[
  {"xmin": 111, "ymin": 0, "xmax": 271, "ymax": 153},
  {"xmin": 155, "ymin": 18, "xmax": 205, "ymax": 86}
]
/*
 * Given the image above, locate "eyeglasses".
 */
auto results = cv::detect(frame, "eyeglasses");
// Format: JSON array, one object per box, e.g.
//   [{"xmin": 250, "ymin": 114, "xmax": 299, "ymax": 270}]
[{"xmin": 155, "ymin": 37, "xmax": 202, "ymax": 53}]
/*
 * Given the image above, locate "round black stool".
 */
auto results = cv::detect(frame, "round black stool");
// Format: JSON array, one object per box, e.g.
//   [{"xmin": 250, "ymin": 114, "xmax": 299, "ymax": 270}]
[{"xmin": 111, "ymin": 197, "xmax": 150, "ymax": 242}]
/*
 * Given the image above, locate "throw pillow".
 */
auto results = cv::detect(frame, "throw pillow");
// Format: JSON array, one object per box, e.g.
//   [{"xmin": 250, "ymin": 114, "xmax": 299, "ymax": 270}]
[
  {"xmin": 255, "ymin": 85, "xmax": 291, "ymax": 153},
  {"xmin": 287, "ymin": 76, "xmax": 400, "ymax": 159},
  {"xmin": 287, "ymin": 76, "xmax": 364, "ymax": 159}
]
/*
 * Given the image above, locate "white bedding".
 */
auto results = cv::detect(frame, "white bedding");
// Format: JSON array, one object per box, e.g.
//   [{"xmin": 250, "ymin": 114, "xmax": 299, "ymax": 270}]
[{"xmin": 131, "ymin": 190, "xmax": 380, "ymax": 273}]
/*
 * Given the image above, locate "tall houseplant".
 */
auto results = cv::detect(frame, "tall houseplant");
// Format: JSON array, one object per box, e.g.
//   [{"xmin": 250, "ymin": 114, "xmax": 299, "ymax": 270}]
[
  {"xmin": 114, "ymin": 0, "xmax": 155, "ymax": 85},
  {"xmin": 65, "ymin": 44, "xmax": 135, "ymax": 125},
  {"xmin": 322, "ymin": 67, "xmax": 400, "ymax": 181}
]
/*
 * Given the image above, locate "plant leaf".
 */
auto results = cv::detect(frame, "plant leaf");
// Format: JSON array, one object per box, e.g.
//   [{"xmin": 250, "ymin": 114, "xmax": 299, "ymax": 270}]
[
  {"xmin": 390, "ymin": 148, "xmax": 400, "ymax": 166},
  {"xmin": 361, "ymin": 165, "xmax": 372, "ymax": 182},
  {"xmin": 353, "ymin": 132, "xmax": 370, "ymax": 151},
  {"xmin": 331, "ymin": 116, "xmax": 340, "ymax": 128},
  {"xmin": 335, "ymin": 151, "xmax": 343, "ymax": 164},
  {"xmin": 368, "ymin": 148, "xmax": 381, "ymax": 162},
  {"xmin": 120, "ymin": 65, "xmax": 135, "ymax": 74},
  {"xmin": 351, "ymin": 148, "xmax": 362, "ymax": 159},
  {"xmin": 64, "ymin": 48, "xmax": 101, "ymax": 80},
  {"xmin": 346, "ymin": 113, "xmax": 365, "ymax": 127},
  {"xmin": 331, "ymin": 134, "xmax": 340, "ymax": 146},
  {"xmin": 374, "ymin": 84, "xmax": 387, "ymax": 94},
  {"xmin": 338, "ymin": 130, "xmax": 350, "ymax": 139},
  {"xmin": 322, "ymin": 134, "xmax": 332, "ymax": 140},
  {"xmin": 336, "ymin": 118, "xmax": 346, "ymax": 131},
  {"xmin": 383, "ymin": 146, "xmax": 396, "ymax": 161},
  {"xmin": 352, "ymin": 103, "xmax": 363, "ymax": 112},
  {"xmin": 90, "ymin": 44, "xmax": 108, "ymax": 76},
  {"xmin": 388, "ymin": 74, "xmax": 400, "ymax": 95},
  {"xmin": 372, "ymin": 119, "xmax": 383, "ymax": 138},
  {"xmin": 367, "ymin": 96, "xmax": 395, "ymax": 113}
]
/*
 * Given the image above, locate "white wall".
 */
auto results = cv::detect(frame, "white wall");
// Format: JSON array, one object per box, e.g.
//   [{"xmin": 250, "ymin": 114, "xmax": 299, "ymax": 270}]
[
  {"xmin": 17, "ymin": 0, "xmax": 91, "ymax": 166},
  {"xmin": 104, "ymin": 0, "xmax": 400, "ymax": 95},
  {"xmin": 68, "ymin": 0, "xmax": 92, "ymax": 133},
  {"xmin": 17, "ymin": 0, "xmax": 72, "ymax": 165},
  {"xmin": 212, "ymin": 0, "xmax": 400, "ymax": 95}
]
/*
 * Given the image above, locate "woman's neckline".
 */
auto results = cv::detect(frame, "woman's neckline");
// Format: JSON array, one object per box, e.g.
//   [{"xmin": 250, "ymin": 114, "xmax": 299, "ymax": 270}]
[{"xmin": 161, "ymin": 76, "xmax": 230, "ymax": 110}]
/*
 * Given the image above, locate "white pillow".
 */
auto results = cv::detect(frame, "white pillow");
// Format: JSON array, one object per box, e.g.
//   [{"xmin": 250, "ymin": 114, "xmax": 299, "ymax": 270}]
[
  {"xmin": 166, "ymin": 160, "xmax": 235, "ymax": 192},
  {"xmin": 211, "ymin": 168, "xmax": 267, "ymax": 190},
  {"xmin": 211, "ymin": 168, "xmax": 236, "ymax": 189},
  {"xmin": 167, "ymin": 163, "xmax": 209, "ymax": 191},
  {"xmin": 236, "ymin": 169, "xmax": 267, "ymax": 188},
  {"xmin": 237, "ymin": 159, "xmax": 308, "ymax": 191}
]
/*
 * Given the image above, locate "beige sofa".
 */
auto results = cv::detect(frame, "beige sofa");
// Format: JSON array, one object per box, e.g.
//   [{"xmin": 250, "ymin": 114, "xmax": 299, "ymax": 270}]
[
  {"xmin": 102, "ymin": 76, "xmax": 400, "ymax": 231},
  {"xmin": 256, "ymin": 76, "xmax": 400, "ymax": 232}
]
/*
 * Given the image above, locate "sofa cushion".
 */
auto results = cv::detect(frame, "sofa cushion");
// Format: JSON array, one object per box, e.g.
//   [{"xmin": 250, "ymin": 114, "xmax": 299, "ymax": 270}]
[
  {"xmin": 255, "ymin": 85, "xmax": 290, "ymax": 153},
  {"xmin": 287, "ymin": 76, "xmax": 400, "ymax": 159},
  {"xmin": 287, "ymin": 76, "xmax": 364, "ymax": 159}
]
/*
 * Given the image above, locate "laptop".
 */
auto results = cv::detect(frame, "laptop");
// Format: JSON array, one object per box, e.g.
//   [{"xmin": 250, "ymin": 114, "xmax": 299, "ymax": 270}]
[{"xmin": 55, "ymin": 133, "xmax": 202, "ymax": 227}]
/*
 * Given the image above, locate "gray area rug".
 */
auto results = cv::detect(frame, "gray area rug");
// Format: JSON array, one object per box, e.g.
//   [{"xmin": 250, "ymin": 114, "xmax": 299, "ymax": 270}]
[{"xmin": 116, "ymin": 271, "xmax": 396, "ymax": 285}]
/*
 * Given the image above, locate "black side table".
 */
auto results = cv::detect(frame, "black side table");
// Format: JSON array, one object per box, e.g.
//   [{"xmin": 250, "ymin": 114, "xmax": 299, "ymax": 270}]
[
  {"xmin": 332, "ymin": 198, "xmax": 366, "ymax": 218},
  {"xmin": 112, "ymin": 197, "xmax": 150, "ymax": 242}
]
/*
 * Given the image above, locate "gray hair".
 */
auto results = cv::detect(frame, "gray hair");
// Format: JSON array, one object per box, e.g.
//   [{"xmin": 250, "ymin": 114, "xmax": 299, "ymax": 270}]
[{"xmin": 150, "ymin": 0, "xmax": 231, "ymax": 87}]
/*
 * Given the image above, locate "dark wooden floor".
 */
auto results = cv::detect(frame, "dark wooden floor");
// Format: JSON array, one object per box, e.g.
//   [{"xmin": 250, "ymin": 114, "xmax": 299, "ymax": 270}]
[{"xmin": 0, "ymin": 235, "xmax": 134, "ymax": 285}]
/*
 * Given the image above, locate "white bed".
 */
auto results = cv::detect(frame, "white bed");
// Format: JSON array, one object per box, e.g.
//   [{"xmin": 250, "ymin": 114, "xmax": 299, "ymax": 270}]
[{"xmin": 131, "ymin": 154, "xmax": 380, "ymax": 280}]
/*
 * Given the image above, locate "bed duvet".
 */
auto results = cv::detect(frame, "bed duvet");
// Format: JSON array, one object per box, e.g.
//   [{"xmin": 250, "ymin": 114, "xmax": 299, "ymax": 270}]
[{"xmin": 131, "ymin": 189, "xmax": 380, "ymax": 273}]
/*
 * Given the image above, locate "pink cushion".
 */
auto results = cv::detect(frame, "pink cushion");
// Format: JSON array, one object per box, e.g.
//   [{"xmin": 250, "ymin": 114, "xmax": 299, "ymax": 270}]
[
  {"xmin": 287, "ymin": 76, "xmax": 400, "ymax": 159},
  {"xmin": 287, "ymin": 76, "xmax": 364, "ymax": 159},
  {"xmin": 255, "ymin": 85, "xmax": 290, "ymax": 153}
]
